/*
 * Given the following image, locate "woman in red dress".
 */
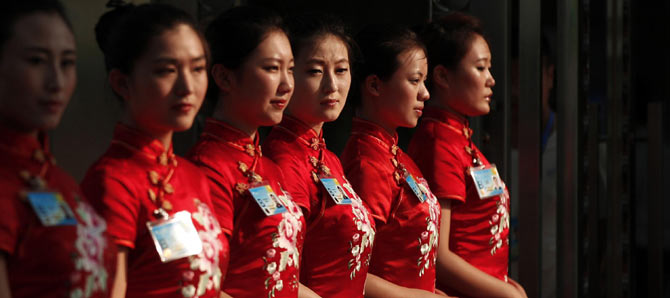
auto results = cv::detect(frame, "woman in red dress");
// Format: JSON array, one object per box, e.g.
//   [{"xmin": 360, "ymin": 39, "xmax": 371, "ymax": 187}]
[
  {"xmin": 263, "ymin": 14, "xmax": 376, "ymax": 298},
  {"xmin": 0, "ymin": 1, "xmax": 115, "ymax": 297},
  {"xmin": 408, "ymin": 13, "xmax": 527, "ymax": 298},
  {"xmin": 80, "ymin": 4, "xmax": 228, "ymax": 297},
  {"xmin": 340, "ymin": 24, "xmax": 444, "ymax": 297},
  {"xmin": 187, "ymin": 6, "xmax": 306, "ymax": 298}
]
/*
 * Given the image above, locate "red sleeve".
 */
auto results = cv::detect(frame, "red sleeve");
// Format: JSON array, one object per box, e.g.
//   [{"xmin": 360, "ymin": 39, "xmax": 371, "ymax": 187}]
[
  {"xmin": 269, "ymin": 153, "xmax": 312, "ymax": 215},
  {"xmin": 420, "ymin": 141, "xmax": 467, "ymax": 203},
  {"xmin": 81, "ymin": 171, "xmax": 139, "ymax": 248},
  {"xmin": 197, "ymin": 164, "xmax": 234, "ymax": 237},
  {"xmin": 0, "ymin": 191, "xmax": 22, "ymax": 254},
  {"xmin": 345, "ymin": 159, "xmax": 393, "ymax": 224}
]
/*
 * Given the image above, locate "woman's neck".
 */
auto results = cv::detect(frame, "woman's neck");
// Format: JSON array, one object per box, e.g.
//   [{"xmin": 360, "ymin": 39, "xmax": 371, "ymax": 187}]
[
  {"xmin": 212, "ymin": 106, "xmax": 258, "ymax": 140},
  {"xmin": 356, "ymin": 106, "xmax": 397, "ymax": 137},
  {"xmin": 121, "ymin": 113, "xmax": 172, "ymax": 150},
  {"xmin": 284, "ymin": 112, "xmax": 324, "ymax": 135}
]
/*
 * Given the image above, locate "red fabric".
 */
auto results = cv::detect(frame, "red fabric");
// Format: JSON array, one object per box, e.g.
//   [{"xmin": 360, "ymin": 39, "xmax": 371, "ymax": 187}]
[
  {"xmin": 81, "ymin": 123, "xmax": 228, "ymax": 298},
  {"xmin": 341, "ymin": 118, "xmax": 441, "ymax": 292},
  {"xmin": 264, "ymin": 116, "xmax": 376, "ymax": 298},
  {"xmin": 408, "ymin": 107, "xmax": 510, "ymax": 293},
  {"xmin": 188, "ymin": 118, "xmax": 305, "ymax": 298},
  {"xmin": 0, "ymin": 125, "xmax": 115, "ymax": 298}
]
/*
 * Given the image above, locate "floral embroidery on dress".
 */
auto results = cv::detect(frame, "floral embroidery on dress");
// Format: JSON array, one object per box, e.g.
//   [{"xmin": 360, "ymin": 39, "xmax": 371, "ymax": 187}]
[
  {"xmin": 416, "ymin": 178, "xmax": 440, "ymax": 277},
  {"xmin": 181, "ymin": 199, "xmax": 224, "ymax": 298},
  {"xmin": 263, "ymin": 190, "xmax": 303, "ymax": 298},
  {"xmin": 342, "ymin": 180, "xmax": 375, "ymax": 280},
  {"xmin": 70, "ymin": 201, "xmax": 109, "ymax": 298},
  {"xmin": 488, "ymin": 187, "xmax": 510, "ymax": 256}
]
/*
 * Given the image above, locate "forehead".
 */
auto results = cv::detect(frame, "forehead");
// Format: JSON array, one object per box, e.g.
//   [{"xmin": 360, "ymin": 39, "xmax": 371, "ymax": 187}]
[
  {"xmin": 141, "ymin": 24, "xmax": 204, "ymax": 58},
  {"xmin": 397, "ymin": 47, "xmax": 427, "ymax": 69},
  {"xmin": 7, "ymin": 12, "xmax": 74, "ymax": 51},
  {"xmin": 464, "ymin": 34, "xmax": 491, "ymax": 59},
  {"xmin": 251, "ymin": 30, "xmax": 292, "ymax": 59},
  {"xmin": 300, "ymin": 34, "xmax": 349, "ymax": 59}
]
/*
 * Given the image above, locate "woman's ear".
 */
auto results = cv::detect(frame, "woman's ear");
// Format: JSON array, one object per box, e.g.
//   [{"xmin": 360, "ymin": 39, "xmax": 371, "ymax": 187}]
[
  {"xmin": 433, "ymin": 65, "xmax": 450, "ymax": 90},
  {"xmin": 109, "ymin": 69, "xmax": 130, "ymax": 101},
  {"xmin": 212, "ymin": 64, "xmax": 235, "ymax": 93},
  {"xmin": 364, "ymin": 75, "xmax": 381, "ymax": 97}
]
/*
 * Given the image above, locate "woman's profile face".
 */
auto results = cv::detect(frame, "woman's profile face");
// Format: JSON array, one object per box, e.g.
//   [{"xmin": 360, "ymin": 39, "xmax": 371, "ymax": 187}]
[
  {"xmin": 444, "ymin": 34, "xmax": 495, "ymax": 117},
  {"xmin": 0, "ymin": 12, "xmax": 76, "ymax": 133},
  {"xmin": 226, "ymin": 30, "xmax": 294, "ymax": 128},
  {"xmin": 122, "ymin": 24, "xmax": 208, "ymax": 135},
  {"xmin": 287, "ymin": 34, "xmax": 350, "ymax": 127},
  {"xmin": 375, "ymin": 47, "xmax": 430, "ymax": 129}
]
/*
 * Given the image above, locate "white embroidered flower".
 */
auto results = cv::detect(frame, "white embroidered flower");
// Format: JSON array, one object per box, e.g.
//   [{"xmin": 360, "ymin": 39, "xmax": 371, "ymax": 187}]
[
  {"xmin": 187, "ymin": 200, "xmax": 224, "ymax": 296},
  {"xmin": 267, "ymin": 262, "xmax": 277, "ymax": 274},
  {"xmin": 71, "ymin": 201, "xmax": 108, "ymax": 297}
]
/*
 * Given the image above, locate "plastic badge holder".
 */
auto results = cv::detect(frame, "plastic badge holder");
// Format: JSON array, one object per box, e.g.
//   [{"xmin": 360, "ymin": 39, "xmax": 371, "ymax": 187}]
[
  {"xmin": 249, "ymin": 184, "xmax": 287, "ymax": 216},
  {"xmin": 404, "ymin": 174, "xmax": 427, "ymax": 203},
  {"xmin": 26, "ymin": 192, "xmax": 77, "ymax": 226},
  {"xmin": 147, "ymin": 211, "xmax": 203, "ymax": 263},
  {"xmin": 320, "ymin": 177, "xmax": 353, "ymax": 205},
  {"xmin": 469, "ymin": 164, "xmax": 505, "ymax": 199}
]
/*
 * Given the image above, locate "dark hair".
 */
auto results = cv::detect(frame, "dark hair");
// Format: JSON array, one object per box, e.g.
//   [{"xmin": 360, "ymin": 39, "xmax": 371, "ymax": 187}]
[
  {"xmin": 95, "ymin": 3, "xmax": 208, "ymax": 74},
  {"xmin": 352, "ymin": 24, "xmax": 425, "ymax": 108},
  {"xmin": 286, "ymin": 13, "xmax": 354, "ymax": 63},
  {"xmin": 0, "ymin": 0, "xmax": 72, "ymax": 53},
  {"xmin": 418, "ymin": 12, "xmax": 486, "ymax": 90},
  {"xmin": 206, "ymin": 5, "xmax": 286, "ymax": 71}
]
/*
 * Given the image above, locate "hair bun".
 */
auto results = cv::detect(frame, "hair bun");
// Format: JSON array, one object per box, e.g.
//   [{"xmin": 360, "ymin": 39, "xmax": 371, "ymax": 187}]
[{"xmin": 94, "ymin": 2, "xmax": 135, "ymax": 55}]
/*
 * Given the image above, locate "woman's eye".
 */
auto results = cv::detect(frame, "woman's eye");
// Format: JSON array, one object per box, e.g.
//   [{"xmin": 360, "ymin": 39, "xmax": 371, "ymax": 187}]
[
  {"xmin": 264, "ymin": 65, "xmax": 280, "ymax": 72},
  {"xmin": 307, "ymin": 68, "xmax": 323, "ymax": 75},
  {"xmin": 155, "ymin": 68, "xmax": 176, "ymax": 75},
  {"xmin": 193, "ymin": 65, "xmax": 206, "ymax": 73},
  {"xmin": 336, "ymin": 68, "xmax": 349, "ymax": 74},
  {"xmin": 477, "ymin": 66, "xmax": 486, "ymax": 71},
  {"xmin": 61, "ymin": 59, "xmax": 76, "ymax": 68},
  {"xmin": 27, "ymin": 56, "xmax": 46, "ymax": 65}
]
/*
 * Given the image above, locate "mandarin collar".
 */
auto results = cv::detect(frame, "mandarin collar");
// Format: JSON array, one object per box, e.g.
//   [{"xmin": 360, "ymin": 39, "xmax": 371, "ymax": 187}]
[
  {"xmin": 424, "ymin": 106, "xmax": 469, "ymax": 129},
  {"xmin": 275, "ymin": 115, "xmax": 325, "ymax": 151},
  {"xmin": 112, "ymin": 123, "xmax": 175, "ymax": 165},
  {"xmin": 351, "ymin": 117, "xmax": 398, "ymax": 149},
  {"xmin": 0, "ymin": 124, "xmax": 53, "ymax": 164},
  {"xmin": 203, "ymin": 118, "xmax": 261, "ymax": 157}
]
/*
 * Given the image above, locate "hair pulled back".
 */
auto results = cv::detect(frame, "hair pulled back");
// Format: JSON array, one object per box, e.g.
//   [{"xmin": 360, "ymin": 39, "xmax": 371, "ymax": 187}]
[
  {"xmin": 95, "ymin": 2, "xmax": 208, "ymax": 74},
  {"xmin": 0, "ymin": 0, "xmax": 72, "ymax": 53},
  {"xmin": 351, "ymin": 24, "xmax": 425, "ymax": 108}
]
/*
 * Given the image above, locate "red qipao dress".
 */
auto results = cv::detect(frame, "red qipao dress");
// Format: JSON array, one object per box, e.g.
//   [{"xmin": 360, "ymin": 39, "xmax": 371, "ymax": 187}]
[
  {"xmin": 264, "ymin": 116, "xmax": 376, "ymax": 297},
  {"xmin": 0, "ymin": 125, "xmax": 115, "ymax": 297},
  {"xmin": 81, "ymin": 124, "xmax": 227, "ymax": 298},
  {"xmin": 408, "ymin": 107, "xmax": 510, "ymax": 296},
  {"xmin": 340, "ymin": 118, "xmax": 441, "ymax": 292},
  {"xmin": 188, "ymin": 118, "xmax": 305, "ymax": 298}
]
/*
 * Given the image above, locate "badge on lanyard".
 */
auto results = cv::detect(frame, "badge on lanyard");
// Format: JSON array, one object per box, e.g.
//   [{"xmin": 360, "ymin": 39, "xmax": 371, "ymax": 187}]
[
  {"xmin": 146, "ymin": 210, "xmax": 203, "ymax": 263},
  {"xmin": 469, "ymin": 164, "xmax": 505, "ymax": 199},
  {"xmin": 404, "ymin": 173, "xmax": 427, "ymax": 203},
  {"xmin": 320, "ymin": 177, "xmax": 352, "ymax": 205},
  {"xmin": 26, "ymin": 192, "xmax": 77, "ymax": 226},
  {"xmin": 249, "ymin": 183, "xmax": 287, "ymax": 216}
]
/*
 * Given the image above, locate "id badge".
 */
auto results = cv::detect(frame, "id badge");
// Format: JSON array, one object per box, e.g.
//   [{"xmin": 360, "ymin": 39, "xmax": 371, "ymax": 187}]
[
  {"xmin": 248, "ymin": 183, "xmax": 287, "ymax": 216},
  {"xmin": 320, "ymin": 177, "xmax": 352, "ymax": 205},
  {"xmin": 26, "ymin": 192, "xmax": 77, "ymax": 226},
  {"xmin": 404, "ymin": 174, "xmax": 427, "ymax": 203},
  {"xmin": 146, "ymin": 211, "xmax": 203, "ymax": 263},
  {"xmin": 469, "ymin": 164, "xmax": 505, "ymax": 199}
]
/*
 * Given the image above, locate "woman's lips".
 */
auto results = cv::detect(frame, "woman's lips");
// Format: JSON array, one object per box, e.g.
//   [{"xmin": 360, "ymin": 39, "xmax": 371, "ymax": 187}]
[
  {"xmin": 270, "ymin": 99, "xmax": 287, "ymax": 109},
  {"xmin": 39, "ymin": 100, "xmax": 65, "ymax": 113},
  {"xmin": 171, "ymin": 102, "xmax": 194, "ymax": 113},
  {"xmin": 320, "ymin": 99, "xmax": 339, "ymax": 107}
]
